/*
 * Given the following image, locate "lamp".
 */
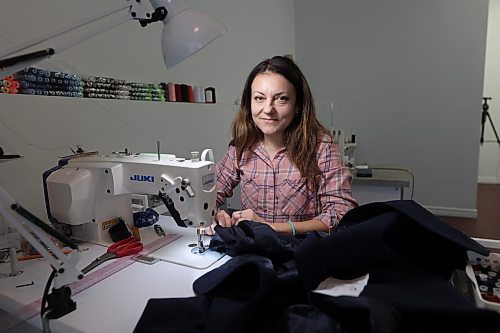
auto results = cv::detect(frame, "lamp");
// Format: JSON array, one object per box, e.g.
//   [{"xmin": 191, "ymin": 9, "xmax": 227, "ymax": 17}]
[
  {"xmin": 0, "ymin": 0, "xmax": 226, "ymax": 78},
  {"xmin": 157, "ymin": 0, "xmax": 227, "ymax": 68}
]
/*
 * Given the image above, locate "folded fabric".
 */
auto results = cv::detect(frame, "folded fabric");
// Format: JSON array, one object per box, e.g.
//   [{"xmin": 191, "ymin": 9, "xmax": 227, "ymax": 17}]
[{"xmin": 296, "ymin": 200, "xmax": 489, "ymax": 288}]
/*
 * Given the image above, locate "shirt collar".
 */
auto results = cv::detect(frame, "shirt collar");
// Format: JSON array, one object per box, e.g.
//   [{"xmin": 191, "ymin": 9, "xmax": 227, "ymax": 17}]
[{"xmin": 253, "ymin": 141, "xmax": 286, "ymax": 161}]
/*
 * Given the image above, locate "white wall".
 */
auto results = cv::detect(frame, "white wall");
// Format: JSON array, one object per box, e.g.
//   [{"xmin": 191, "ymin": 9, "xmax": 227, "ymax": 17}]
[
  {"xmin": 295, "ymin": 0, "xmax": 489, "ymax": 217},
  {"xmin": 479, "ymin": 0, "xmax": 500, "ymax": 184},
  {"xmin": 0, "ymin": 95, "xmax": 236, "ymax": 220},
  {"xmin": 0, "ymin": 0, "xmax": 295, "ymax": 221}
]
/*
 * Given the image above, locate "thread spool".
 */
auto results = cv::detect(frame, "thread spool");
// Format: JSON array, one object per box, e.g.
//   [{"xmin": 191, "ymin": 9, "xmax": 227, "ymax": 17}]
[
  {"xmin": 204, "ymin": 87, "xmax": 216, "ymax": 103},
  {"xmin": 195, "ymin": 86, "xmax": 205, "ymax": 103},
  {"xmin": 9, "ymin": 247, "xmax": 20, "ymax": 276},
  {"xmin": 187, "ymin": 85, "xmax": 193, "ymax": 102}
]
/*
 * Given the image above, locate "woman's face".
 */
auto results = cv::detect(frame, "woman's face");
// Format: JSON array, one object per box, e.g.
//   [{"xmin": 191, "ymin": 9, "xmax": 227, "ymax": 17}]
[{"xmin": 250, "ymin": 72, "xmax": 297, "ymax": 143}]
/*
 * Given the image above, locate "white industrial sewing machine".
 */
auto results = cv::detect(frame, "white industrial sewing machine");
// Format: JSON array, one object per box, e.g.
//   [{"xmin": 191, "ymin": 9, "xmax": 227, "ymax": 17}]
[
  {"xmin": 43, "ymin": 148, "xmax": 217, "ymax": 252},
  {"xmin": 0, "ymin": 147, "xmax": 217, "ymax": 331}
]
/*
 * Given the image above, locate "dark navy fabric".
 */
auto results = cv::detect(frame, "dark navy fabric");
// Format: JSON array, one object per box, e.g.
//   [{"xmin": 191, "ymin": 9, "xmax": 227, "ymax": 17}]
[
  {"xmin": 134, "ymin": 254, "xmax": 305, "ymax": 333},
  {"xmin": 296, "ymin": 200, "xmax": 489, "ymax": 288},
  {"xmin": 360, "ymin": 265, "xmax": 500, "ymax": 333},
  {"xmin": 133, "ymin": 207, "xmax": 159, "ymax": 228},
  {"xmin": 134, "ymin": 200, "xmax": 500, "ymax": 333},
  {"xmin": 282, "ymin": 293, "xmax": 401, "ymax": 333},
  {"xmin": 209, "ymin": 219, "xmax": 307, "ymax": 265},
  {"xmin": 338, "ymin": 200, "xmax": 488, "ymax": 256}
]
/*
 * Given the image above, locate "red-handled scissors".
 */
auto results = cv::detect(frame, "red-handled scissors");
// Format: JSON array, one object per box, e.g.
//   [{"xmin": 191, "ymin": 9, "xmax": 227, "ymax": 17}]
[{"xmin": 82, "ymin": 236, "xmax": 143, "ymax": 274}]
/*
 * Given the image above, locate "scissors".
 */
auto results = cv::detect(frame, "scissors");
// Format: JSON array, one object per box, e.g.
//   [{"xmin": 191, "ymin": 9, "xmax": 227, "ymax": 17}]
[{"xmin": 81, "ymin": 236, "xmax": 143, "ymax": 274}]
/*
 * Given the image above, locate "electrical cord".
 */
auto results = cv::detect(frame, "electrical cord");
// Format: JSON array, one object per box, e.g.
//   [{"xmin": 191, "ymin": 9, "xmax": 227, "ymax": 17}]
[
  {"xmin": 368, "ymin": 167, "xmax": 415, "ymax": 200},
  {"xmin": 41, "ymin": 268, "xmax": 56, "ymax": 332}
]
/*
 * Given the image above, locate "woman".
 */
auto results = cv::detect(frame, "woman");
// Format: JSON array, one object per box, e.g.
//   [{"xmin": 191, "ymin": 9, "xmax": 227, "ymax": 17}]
[{"xmin": 214, "ymin": 56, "xmax": 357, "ymax": 235}]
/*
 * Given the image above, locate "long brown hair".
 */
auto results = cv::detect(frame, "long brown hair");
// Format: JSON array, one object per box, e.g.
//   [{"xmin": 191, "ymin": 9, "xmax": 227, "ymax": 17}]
[{"xmin": 232, "ymin": 56, "xmax": 331, "ymax": 190}]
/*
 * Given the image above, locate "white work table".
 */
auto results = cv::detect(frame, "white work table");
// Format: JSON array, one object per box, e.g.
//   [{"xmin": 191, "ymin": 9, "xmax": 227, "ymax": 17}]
[
  {"xmin": 351, "ymin": 167, "xmax": 412, "ymax": 204},
  {"xmin": 0, "ymin": 218, "xmax": 228, "ymax": 333}
]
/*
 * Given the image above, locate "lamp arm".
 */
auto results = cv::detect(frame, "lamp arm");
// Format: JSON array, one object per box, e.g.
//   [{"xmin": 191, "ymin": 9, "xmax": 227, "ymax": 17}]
[
  {"xmin": 0, "ymin": 2, "xmax": 130, "ymax": 59},
  {"xmin": 0, "ymin": 186, "xmax": 83, "ymax": 288},
  {"xmin": 55, "ymin": 12, "xmax": 132, "ymax": 59},
  {"xmin": 0, "ymin": 49, "xmax": 54, "ymax": 68},
  {"xmin": 0, "ymin": 0, "xmax": 159, "ymax": 78},
  {"xmin": 0, "ymin": 186, "xmax": 85, "ymax": 327}
]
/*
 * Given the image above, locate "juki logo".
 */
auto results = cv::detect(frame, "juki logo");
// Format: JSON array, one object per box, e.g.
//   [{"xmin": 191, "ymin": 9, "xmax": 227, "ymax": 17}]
[
  {"xmin": 130, "ymin": 175, "xmax": 155, "ymax": 182},
  {"xmin": 202, "ymin": 173, "xmax": 215, "ymax": 190},
  {"xmin": 203, "ymin": 178, "xmax": 214, "ymax": 187}
]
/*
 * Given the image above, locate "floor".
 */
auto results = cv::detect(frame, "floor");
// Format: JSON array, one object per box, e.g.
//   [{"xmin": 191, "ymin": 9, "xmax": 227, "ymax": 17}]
[{"xmin": 439, "ymin": 183, "xmax": 500, "ymax": 239}]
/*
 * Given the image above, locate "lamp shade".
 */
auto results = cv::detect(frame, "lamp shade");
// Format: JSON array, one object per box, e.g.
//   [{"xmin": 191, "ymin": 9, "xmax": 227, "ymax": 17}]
[{"xmin": 161, "ymin": 9, "xmax": 226, "ymax": 68}]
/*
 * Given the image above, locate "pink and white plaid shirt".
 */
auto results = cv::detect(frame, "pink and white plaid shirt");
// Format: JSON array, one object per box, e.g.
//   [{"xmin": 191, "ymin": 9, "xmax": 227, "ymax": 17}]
[{"xmin": 216, "ymin": 136, "xmax": 357, "ymax": 230}]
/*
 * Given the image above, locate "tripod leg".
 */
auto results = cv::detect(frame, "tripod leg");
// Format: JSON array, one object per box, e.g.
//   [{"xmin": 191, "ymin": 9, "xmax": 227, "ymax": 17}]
[
  {"xmin": 481, "ymin": 111, "xmax": 486, "ymax": 144},
  {"xmin": 486, "ymin": 112, "xmax": 500, "ymax": 145}
]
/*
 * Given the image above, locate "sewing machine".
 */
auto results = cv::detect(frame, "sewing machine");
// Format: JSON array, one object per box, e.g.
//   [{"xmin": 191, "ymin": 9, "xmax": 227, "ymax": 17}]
[{"xmin": 43, "ymin": 148, "xmax": 216, "ymax": 251}]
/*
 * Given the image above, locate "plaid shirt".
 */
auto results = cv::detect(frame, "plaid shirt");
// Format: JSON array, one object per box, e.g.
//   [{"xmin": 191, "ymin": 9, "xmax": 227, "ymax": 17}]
[{"xmin": 216, "ymin": 136, "xmax": 357, "ymax": 230}]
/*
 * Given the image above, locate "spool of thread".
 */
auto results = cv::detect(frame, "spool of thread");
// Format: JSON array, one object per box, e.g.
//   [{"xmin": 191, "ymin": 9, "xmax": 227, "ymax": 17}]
[
  {"xmin": 180, "ymin": 84, "xmax": 189, "ymax": 102},
  {"xmin": 174, "ymin": 84, "xmax": 182, "ymax": 102},
  {"xmin": 204, "ymin": 87, "xmax": 216, "ymax": 103},
  {"xmin": 194, "ymin": 86, "xmax": 205, "ymax": 103},
  {"xmin": 11, "ymin": 80, "xmax": 20, "ymax": 89},
  {"xmin": 187, "ymin": 85, "xmax": 193, "ymax": 102},
  {"xmin": 9, "ymin": 247, "xmax": 20, "ymax": 276}
]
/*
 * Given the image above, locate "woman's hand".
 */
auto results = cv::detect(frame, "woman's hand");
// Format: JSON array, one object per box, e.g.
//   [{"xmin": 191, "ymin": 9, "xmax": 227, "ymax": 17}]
[
  {"xmin": 216, "ymin": 210, "xmax": 233, "ymax": 227},
  {"xmin": 232, "ymin": 209, "xmax": 267, "ymax": 225},
  {"xmin": 204, "ymin": 210, "xmax": 232, "ymax": 236},
  {"xmin": 205, "ymin": 209, "xmax": 271, "ymax": 235},
  {"xmin": 217, "ymin": 208, "xmax": 266, "ymax": 226},
  {"xmin": 233, "ymin": 209, "xmax": 275, "ymax": 231}
]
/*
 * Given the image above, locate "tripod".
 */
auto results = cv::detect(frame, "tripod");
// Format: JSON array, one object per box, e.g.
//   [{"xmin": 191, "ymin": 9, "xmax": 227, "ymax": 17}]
[{"xmin": 480, "ymin": 97, "xmax": 500, "ymax": 145}]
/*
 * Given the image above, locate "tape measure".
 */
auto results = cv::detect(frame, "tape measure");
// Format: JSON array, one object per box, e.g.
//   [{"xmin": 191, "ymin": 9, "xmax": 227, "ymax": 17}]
[{"xmin": 0, "ymin": 233, "xmax": 181, "ymax": 330}]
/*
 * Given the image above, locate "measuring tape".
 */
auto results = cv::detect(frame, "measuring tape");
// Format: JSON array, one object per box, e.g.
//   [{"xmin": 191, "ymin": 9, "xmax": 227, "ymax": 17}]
[{"xmin": 0, "ymin": 233, "xmax": 181, "ymax": 330}]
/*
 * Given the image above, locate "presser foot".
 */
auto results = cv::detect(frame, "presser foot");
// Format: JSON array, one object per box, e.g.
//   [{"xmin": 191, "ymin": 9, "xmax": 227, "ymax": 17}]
[{"xmin": 190, "ymin": 228, "xmax": 209, "ymax": 255}]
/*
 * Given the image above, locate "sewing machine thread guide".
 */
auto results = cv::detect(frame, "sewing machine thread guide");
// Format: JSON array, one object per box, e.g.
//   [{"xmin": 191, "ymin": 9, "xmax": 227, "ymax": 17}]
[{"xmin": 0, "ymin": 233, "xmax": 181, "ymax": 330}]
